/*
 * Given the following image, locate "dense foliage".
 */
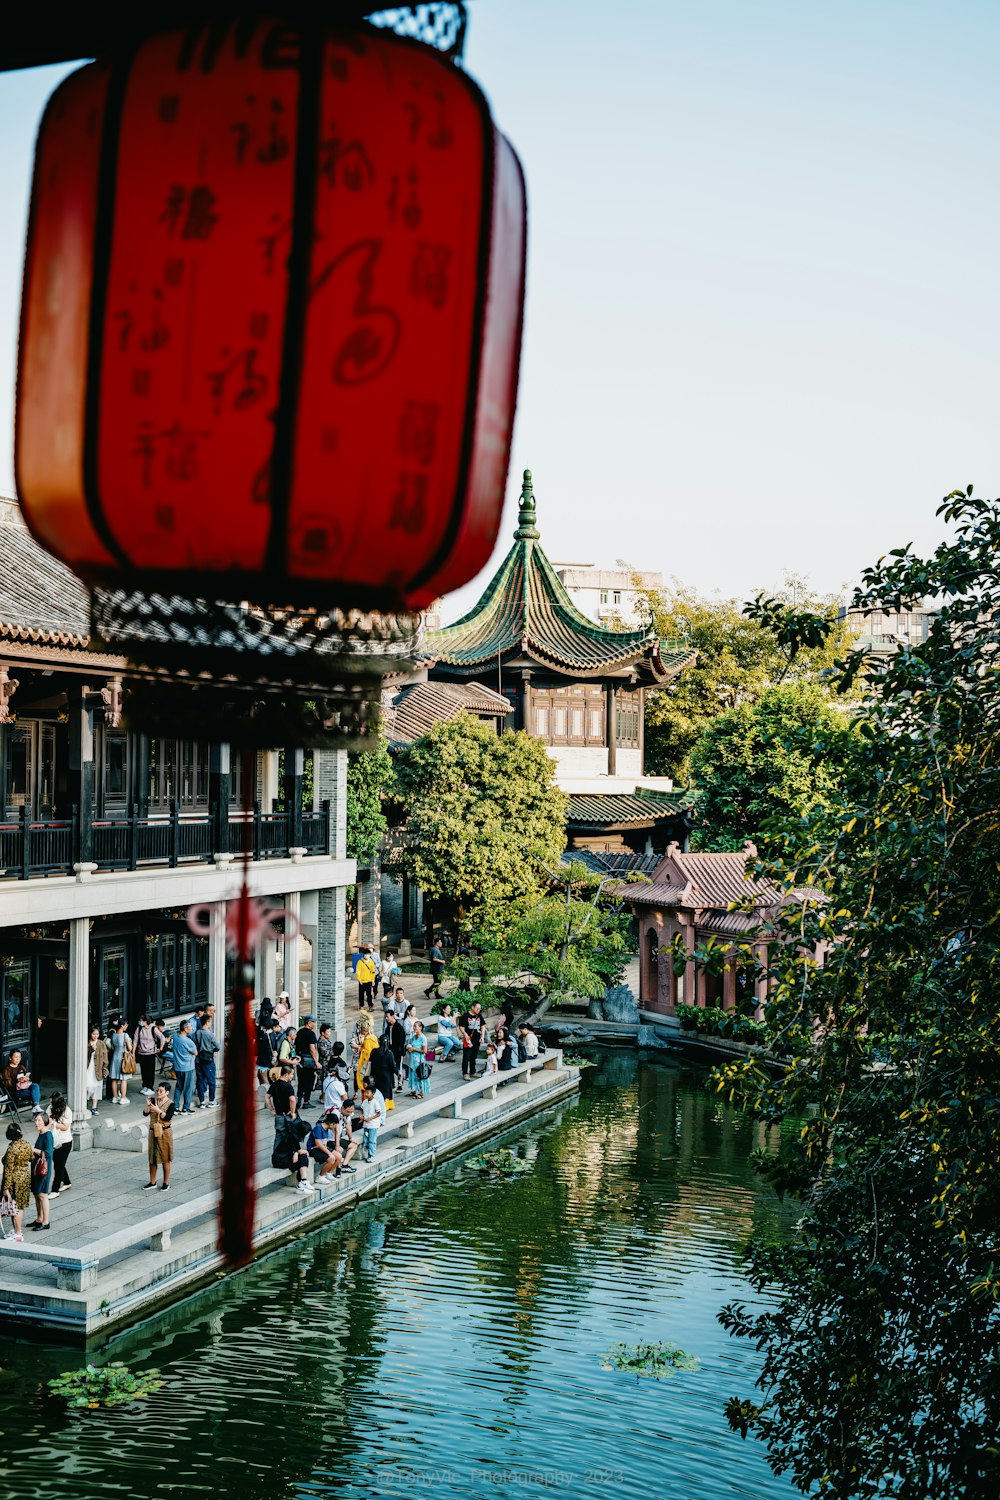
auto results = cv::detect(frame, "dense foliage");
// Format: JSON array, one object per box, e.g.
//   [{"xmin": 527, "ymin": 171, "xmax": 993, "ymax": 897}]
[
  {"xmin": 462, "ymin": 861, "xmax": 635, "ymax": 1010},
  {"xmin": 689, "ymin": 682, "xmax": 862, "ymax": 853},
  {"xmin": 642, "ymin": 579, "xmax": 854, "ymax": 781},
  {"xmin": 385, "ymin": 715, "xmax": 566, "ymax": 933},
  {"xmin": 345, "ymin": 741, "xmax": 392, "ymax": 861},
  {"xmin": 716, "ymin": 490, "xmax": 1000, "ymax": 1498},
  {"xmin": 47, "ymin": 1363, "xmax": 163, "ymax": 1410}
]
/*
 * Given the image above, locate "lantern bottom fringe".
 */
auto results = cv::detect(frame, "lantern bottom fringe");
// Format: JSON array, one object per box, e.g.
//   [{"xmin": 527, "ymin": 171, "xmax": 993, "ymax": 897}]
[{"xmin": 91, "ymin": 589, "xmax": 420, "ymax": 748}]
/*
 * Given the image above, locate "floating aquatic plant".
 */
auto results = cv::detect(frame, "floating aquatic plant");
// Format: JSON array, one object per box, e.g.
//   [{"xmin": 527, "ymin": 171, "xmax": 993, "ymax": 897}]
[
  {"xmin": 468, "ymin": 1148, "xmax": 532, "ymax": 1177},
  {"xmin": 563, "ymin": 1055, "xmax": 597, "ymax": 1068},
  {"xmin": 47, "ymin": 1363, "xmax": 164, "ymax": 1410},
  {"xmin": 601, "ymin": 1341, "xmax": 700, "ymax": 1379}
]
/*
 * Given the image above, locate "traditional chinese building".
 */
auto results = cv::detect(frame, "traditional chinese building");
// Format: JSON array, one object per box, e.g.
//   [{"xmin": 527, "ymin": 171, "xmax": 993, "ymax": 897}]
[
  {"xmin": 0, "ymin": 495, "xmax": 354, "ymax": 1140},
  {"xmin": 424, "ymin": 469, "xmax": 696, "ymax": 851},
  {"xmin": 620, "ymin": 843, "xmax": 822, "ymax": 1019}
]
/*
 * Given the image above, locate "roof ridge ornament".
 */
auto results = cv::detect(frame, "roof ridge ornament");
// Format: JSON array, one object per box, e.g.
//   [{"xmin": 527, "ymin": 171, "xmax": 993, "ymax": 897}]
[{"xmin": 514, "ymin": 468, "xmax": 540, "ymax": 540}]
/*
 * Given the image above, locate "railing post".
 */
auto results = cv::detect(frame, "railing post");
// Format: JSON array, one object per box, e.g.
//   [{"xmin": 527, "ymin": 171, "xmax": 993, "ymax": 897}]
[
  {"xmin": 19, "ymin": 804, "xmax": 29, "ymax": 880},
  {"xmin": 129, "ymin": 804, "xmax": 139, "ymax": 871},
  {"xmin": 253, "ymin": 801, "xmax": 262, "ymax": 862},
  {"xmin": 321, "ymin": 798, "xmax": 331, "ymax": 854},
  {"xmin": 70, "ymin": 804, "xmax": 80, "ymax": 868},
  {"xmin": 170, "ymin": 800, "xmax": 180, "ymax": 867}
]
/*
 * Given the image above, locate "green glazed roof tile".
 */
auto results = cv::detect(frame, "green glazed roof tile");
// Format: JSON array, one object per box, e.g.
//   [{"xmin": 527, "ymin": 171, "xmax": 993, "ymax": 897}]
[{"xmin": 425, "ymin": 471, "xmax": 695, "ymax": 682}]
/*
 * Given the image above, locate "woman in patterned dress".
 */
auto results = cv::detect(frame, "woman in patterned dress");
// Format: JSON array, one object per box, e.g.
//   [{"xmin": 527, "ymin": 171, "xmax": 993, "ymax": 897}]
[{"xmin": 0, "ymin": 1123, "xmax": 33, "ymax": 1241}]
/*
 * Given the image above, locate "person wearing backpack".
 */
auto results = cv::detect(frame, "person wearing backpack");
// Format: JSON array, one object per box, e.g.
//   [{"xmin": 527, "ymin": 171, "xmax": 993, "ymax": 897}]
[{"xmin": 270, "ymin": 1099, "xmax": 312, "ymax": 1191}]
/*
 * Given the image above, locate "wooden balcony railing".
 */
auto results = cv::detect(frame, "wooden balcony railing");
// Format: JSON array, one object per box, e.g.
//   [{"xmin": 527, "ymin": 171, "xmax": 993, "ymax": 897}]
[{"xmin": 0, "ymin": 800, "xmax": 330, "ymax": 880}]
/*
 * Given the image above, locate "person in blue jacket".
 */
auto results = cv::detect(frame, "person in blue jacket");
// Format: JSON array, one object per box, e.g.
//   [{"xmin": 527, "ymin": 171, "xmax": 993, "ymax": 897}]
[{"xmin": 170, "ymin": 1021, "xmax": 198, "ymax": 1114}]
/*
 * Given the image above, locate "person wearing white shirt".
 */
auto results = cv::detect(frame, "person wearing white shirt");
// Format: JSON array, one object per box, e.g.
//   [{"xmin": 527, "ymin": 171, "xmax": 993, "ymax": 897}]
[
  {"xmin": 361, "ymin": 1085, "xmax": 386, "ymax": 1162},
  {"xmin": 380, "ymin": 953, "xmax": 400, "ymax": 998},
  {"xmin": 518, "ymin": 1024, "xmax": 539, "ymax": 1060},
  {"xmin": 483, "ymin": 1044, "xmax": 499, "ymax": 1078},
  {"xmin": 323, "ymin": 1070, "xmax": 347, "ymax": 1112}
]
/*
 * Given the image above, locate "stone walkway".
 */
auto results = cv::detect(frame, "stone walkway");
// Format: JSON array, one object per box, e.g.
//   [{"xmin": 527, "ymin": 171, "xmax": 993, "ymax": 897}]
[{"xmin": 21, "ymin": 1052, "xmax": 471, "ymax": 1253}]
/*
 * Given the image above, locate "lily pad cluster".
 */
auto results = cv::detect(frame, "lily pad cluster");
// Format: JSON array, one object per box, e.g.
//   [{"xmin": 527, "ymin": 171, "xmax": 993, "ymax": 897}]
[
  {"xmin": 468, "ymin": 1148, "xmax": 533, "ymax": 1177},
  {"xmin": 601, "ymin": 1341, "xmax": 700, "ymax": 1379},
  {"xmin": 563, "ymin": 1055, "xmax": 597, "ymax": 1068},
  {"xmin": 47, "ymin": 1362, "xmax": 164, "ymax": 1410}
]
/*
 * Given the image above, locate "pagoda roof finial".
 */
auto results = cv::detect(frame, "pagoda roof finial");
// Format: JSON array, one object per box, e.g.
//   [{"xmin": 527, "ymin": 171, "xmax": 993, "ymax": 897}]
[{"xmin": 514, "ymin": 468, "xmax": 540, "ymax": 540}]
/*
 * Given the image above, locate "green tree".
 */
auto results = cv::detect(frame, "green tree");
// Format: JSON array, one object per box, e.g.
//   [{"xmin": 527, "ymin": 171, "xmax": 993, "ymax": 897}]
[
  {"xmin": 385, "ymin": 714, "xmax": 566, "ymax": 934},
  {"xmin": 689, "ymin": 682, "xmax": 862, "ymax": 853},
  {"xmin": 463, "ymin": 861, "xmax": 636, "ymax": 1013},
  {"xmin": 642, "ymin": 579, "xmax": 854, "ymax": 781},
  {"xmin": 715, "ymin": 489, "xmax": 1000, "ymax": 1498},
  {"xmin": 345, "ymin": 741, "xmax": 392, "ymax": 861}
]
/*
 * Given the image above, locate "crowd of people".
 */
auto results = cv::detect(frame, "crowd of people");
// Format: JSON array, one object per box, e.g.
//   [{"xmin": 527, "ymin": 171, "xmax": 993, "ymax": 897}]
[
  {"xmin": 256, "ymin": 976, "xmax": 543, "ymax": 1195},
  {"xmin": 0, "ymin": 954, "xmax": 545, "ymax": 1229}
]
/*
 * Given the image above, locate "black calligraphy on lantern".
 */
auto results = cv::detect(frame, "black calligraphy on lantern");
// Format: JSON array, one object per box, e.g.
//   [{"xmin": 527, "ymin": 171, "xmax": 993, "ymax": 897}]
[
  {"xmin": 318, "ymin": 132, "xmax": 375, "ymax": 192},
  {"xmin": 403, "ymin": 167, "xmax": 421, "ymax": 229},
  {"xmin": 139, "ymin": 290, "xmax": 170, "ymax": 352},
  {"xmin": 206, "ymin": 347, "xmax": 268, "ymax": 415},
  {"xmin": 133, "ymin": 422, "xmax": 209, "ymax": 488},
  {"xmin": 231, "ymin": 96, "xmax": 290, "ymax": 166},
  {"xmin": 399, "ymin": 401, "xmax": 440, "ymax": 467},
  {"xmin": 410, "ymin": 243, "xmax": 451, "ymax": 308},
  {"xmin": 311, "ymin": 239, "xmax": 401, "ymax": 387},
  {"xmin": 389, "ymin": 472, "xmax": 428, "ymax": 535},
  {"xmin": 258, "ymin": 214, "xmax": 292, "ymax": 276},
  {"xmin": 428, "ymin": 90, "xmax": 454, "ymax": 149},
  {"xmin": 158, "ymin": 94, "xmax": 180, "ymax": 124},
  {"xmin": 161, "ymin": 184, "xmax": 219, "ymax": 240},
  {"xmin": 164, "ymin": 257, "xmax": 185, "ymax": 288}
]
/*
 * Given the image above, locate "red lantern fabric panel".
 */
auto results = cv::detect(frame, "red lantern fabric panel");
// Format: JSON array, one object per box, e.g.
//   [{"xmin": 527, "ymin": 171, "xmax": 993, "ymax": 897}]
[
  {"xmin": 287, "ymin": 34, "xmax": 487, "ymax": 595},
  {"xmin": 15, "ymin": 62, "xmax": 119, "ymax": 570},
  {"xmin": 95, "ymin": 29, "xmax": 300, "ymax": 574},
  {"xmin": 413, "ymin": 130, "xmax": 527, "ymax": 605},
  {"xmin": 16, "ymin": 21, "xmax": 526, "ymax": 611}
]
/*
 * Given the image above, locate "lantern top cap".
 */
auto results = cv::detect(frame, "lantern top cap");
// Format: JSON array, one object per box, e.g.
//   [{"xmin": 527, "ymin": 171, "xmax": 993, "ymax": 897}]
[{"xmin": 515, "ymin": 469, "xmax": 539, "ymax": 540}]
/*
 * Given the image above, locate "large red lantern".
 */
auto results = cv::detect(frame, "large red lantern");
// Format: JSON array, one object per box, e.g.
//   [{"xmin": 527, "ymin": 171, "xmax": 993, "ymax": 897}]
[{"xmin": 16, "ymin": 16, "xmax": 526, "ymax": 741}]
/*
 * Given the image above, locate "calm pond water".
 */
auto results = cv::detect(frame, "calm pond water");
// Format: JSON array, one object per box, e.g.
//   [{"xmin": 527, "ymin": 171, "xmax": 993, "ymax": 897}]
[{"xmin": 0, "ymin": 1054, "xmax": 800, "ymax": 1500}]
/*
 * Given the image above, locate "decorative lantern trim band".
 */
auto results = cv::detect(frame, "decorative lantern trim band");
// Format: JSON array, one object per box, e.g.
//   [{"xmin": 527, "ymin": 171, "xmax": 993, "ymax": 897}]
[{"xmin": 16, "ymin": 17, "xmax": 527, "ymax": 613}]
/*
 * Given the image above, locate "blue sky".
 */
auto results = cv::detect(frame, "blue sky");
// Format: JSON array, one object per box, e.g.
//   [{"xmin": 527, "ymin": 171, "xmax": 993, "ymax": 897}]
[{"xmin": 1, "ymin": 1, "xmax": 997, "ymax": 621}]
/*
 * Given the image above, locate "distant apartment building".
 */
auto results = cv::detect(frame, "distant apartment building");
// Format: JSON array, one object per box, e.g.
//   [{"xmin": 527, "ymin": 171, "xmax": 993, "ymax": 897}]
[
  {"xmin": 552, "ymin": 562, "xmax": 663, "ymax": 629},
  {"xmin": 838, "ymin": 600, "xmax": 937, "ymax": 657}
]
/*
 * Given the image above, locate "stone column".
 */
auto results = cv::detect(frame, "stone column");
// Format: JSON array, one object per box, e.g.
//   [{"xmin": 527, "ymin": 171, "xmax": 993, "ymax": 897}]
[
  {"xmin": 207, "ymin": 901, "xmax": 227, "ymax": 1065},
  {"xmin": 312, "ymin": 748, "xmax": 350, "ymax": 1035},
  {"xmin": 67, "ymin": 917, "xmax": 90, "ymax": 1144},
  {"xmin": 285, "ymin": 890, "xmax": 301, "ymax": 1024},
  {"xmin": 311, "ymin": 888, "xmax": 344, "ymax": 1034}
]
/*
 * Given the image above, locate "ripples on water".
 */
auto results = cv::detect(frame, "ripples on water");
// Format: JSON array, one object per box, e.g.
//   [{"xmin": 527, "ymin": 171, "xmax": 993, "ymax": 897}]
[{"xmin": 0, "ymin": 1054, "xmax": 800, "ymax": 1500}]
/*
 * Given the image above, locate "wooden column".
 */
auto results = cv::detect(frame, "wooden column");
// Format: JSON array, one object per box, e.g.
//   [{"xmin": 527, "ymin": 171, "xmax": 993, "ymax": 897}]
[
  {"xmin": 209, "ymin": 742, "xmax": 231, "ymax": 854},
  {"xmin": 283, "ymin": 747, "xmax": 304, "ymax": 848},
  {"xmin": 67, "ymin": 687, "xmax": 94, "ymax": 864},
  {"xmin": 638, "ymin": 686, "xmax": 645, "ymax": 775},
  {"xmin": 606, "ymin": 684, "xmax": 617, "ymax": 776}
]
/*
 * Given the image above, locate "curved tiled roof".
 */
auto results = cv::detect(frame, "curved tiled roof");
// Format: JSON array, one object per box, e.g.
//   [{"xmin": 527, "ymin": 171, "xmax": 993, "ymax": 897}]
[
  {"xmin": 425, "ymin": 472, "xmax": 694, "ymax": 683},
  {"xmin": 384, "ymin": 680, "xmax": 511, "ymax": 746},
  {"xmin": 566, "ymin": 791, "xmax": 695, "ymax": 829},
  {"xmin": 0, "ymin": 497, "xmax": 91, "ymax": 646}
]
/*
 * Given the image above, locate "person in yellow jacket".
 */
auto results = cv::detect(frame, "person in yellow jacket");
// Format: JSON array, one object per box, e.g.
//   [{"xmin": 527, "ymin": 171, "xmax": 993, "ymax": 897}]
[
  {"xmin": 356, "ymin": 949, "xmax": 377, "ymax": 1011},
  {"xmin": 354, "ymin": 1016, "xmax": 379, "ymax": 1093}
]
